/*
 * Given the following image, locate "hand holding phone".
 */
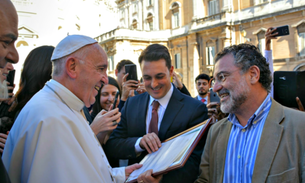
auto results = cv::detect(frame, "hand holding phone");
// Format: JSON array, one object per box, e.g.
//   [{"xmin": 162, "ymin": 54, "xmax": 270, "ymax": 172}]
[
  {"xmin": 271, "ymin": 25, "xmax": 289, "ymax": 37},
  {"xmin": 209, "ymin": 88, "xmax": 220, "ymax": 103},
  {"xmin": 125, "ymin": 64, "xmax": 138, "ymax": 81},
  {"xmin": 111, "ymin": 91, "xmax": 120, "ymax": 110}
]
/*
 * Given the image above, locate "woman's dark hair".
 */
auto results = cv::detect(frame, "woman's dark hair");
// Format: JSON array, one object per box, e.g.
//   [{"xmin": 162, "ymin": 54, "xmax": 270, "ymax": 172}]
[
  {"xmin": 91, "ymin": 76, "xmax": 120, "ymax": 120},
  {"xmin": 14, "ymin": 46, "xmax": 54, "ymax": 113}
]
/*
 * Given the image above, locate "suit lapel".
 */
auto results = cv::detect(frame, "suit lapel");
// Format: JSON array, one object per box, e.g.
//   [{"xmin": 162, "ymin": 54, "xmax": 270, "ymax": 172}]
[
  {"xmin": 138, "ymin": 93, "xmax": 150, "ymax": 135},
  {"xmin": 158, "ymin": 87, "xmax": 184, "ymax": 141},
  {"xmin": 216, "ymin": 120, "xmax": 232, "ymax": 183},
  {"xmin": 252, "ymin": 99, "xmax": 285, "ymax": 183}
]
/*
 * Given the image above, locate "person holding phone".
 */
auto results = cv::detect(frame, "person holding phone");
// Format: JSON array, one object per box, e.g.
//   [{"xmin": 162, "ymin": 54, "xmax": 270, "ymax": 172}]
[
  {"xmin": 104, "ymin": 44, "xmax": 208, "ymax": 183},
  {"xmin": 195, "ymin": 43, "xmax": 305, "ymax": 183}
]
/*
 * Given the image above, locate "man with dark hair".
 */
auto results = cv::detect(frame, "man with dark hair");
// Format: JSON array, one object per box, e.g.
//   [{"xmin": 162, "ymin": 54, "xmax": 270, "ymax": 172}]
[
  {"xmin": 195, "ymin": 74, "xmax": 210, "ymax": 104},
  {"xmin": 115, "ymin": 59, "xmax": 135, "ymax": 90},
  {"xmin": 195, "ymin": 43, "xmax": 305, "ymax": 183},
  {"xmin": 104, "ymin": 44, "xmax": 208, "ymax": 183}
]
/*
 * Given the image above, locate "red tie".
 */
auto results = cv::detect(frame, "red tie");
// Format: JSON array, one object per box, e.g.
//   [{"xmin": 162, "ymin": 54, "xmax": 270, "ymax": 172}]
[
  {"xmin": 149, "ymin": 100, "xmax": 160, "ymax": 135},
  {"xmin": 201, "ymin": 99, "xmax": 206, "ymax": 103}
]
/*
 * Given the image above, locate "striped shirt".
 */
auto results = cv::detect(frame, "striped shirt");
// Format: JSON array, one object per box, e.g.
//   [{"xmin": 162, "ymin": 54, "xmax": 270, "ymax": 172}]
[{"xmin": 223, "ymin": 94, "xmax": 272, "ymax": 183}]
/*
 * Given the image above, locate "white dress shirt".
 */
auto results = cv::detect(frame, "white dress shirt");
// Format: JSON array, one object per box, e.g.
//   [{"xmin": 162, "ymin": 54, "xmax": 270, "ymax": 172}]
[{"xmin": 134, "ymin": 84, "xmax": 174, "ymax": 153}]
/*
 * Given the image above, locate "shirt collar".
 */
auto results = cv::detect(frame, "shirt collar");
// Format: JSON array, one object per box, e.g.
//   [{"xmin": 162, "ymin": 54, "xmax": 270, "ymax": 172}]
[
  {"xmin": 47, "ymin": 79, "xmax": 84, "ymax": 112},
  {"xmin": 149, "ymin": 84, "xmax": 174, "ymax": 109},
  {"xmin": 197, "ymin": 95, "xmax": 207, "ymax": 101},
  {"xmin": 228, "ymin": 93, "xmax": 272, "ymax": 128}
]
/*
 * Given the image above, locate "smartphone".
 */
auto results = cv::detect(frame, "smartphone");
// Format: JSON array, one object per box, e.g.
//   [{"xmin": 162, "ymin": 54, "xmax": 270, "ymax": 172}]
[
  {"xmin": 271, "ymin": 25, "xmax": 289, "ymax": 37},
  {"xmin": 125, "ymin": 64, "xmax": 138, "ymax": 81},
  {"xmin": 112, "ymin": 91, "xmax": 120, "ymax": 110},
  {"xmin": 6, "ymin": 70, "xmax": 15, "ymax": 98},
  {"xmin": 209, "ymin": 88, "xmax": 220, "ymax": 103}
]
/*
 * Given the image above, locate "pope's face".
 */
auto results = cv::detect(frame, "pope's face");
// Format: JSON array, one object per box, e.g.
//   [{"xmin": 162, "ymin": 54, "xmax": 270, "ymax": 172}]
[{"xmin": 78, "ymin": 45, "xmax": 108, "ymax": 107}]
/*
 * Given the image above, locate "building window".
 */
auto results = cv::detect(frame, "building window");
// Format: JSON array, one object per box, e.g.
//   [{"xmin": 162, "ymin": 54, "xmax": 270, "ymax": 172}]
[
  {"xmin": 133, "ymin": 3, "xmax": 138, "ymax": 13},
  {"xmin": 251, "ymin": 0, "xmax": 268, "ymax": 5},
  {"xmin": 208, "ymin": 0, "xmax": 219, "ymax": 16},
  {"xmin": 132, "ymin": 19, "xmax": 137, "ymax": 29},
  {"xmin": 171, "ymin": 2, "xmax": 180, "ymax": 29},
  {"xmin": 147, "ymin": 13, "xmax": 153, "ymax": 31},
  {"xmin": 206, "ymin": 46, "xmax": 215, "ymax": 65},
  {"xmin": 257, "ymin": 31, "xmax": 265, "ymax": 54},
  {"xmin": 108, "ymin": 55, "xmax": 114, "ymax": 71},
  {"xmin": 174, "ymin": 53, "xmax": 181, "ymax": 69},
  {"xmin": 148, "ymin": 0, "xmax": 153, "ymax": 6},
  {"xmin": 298, "ymin": 23, "xmax": 305, "ymax": 56}
]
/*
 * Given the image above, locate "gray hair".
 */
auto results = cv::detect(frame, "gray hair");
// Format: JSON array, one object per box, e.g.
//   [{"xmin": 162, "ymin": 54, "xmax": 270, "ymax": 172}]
[{"xmin": 214, "ymin": 43, "xmax": 272, "ymax": 92}]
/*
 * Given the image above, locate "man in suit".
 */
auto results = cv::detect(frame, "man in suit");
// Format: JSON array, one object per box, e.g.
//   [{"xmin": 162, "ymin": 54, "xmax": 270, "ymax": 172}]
[
  {"xmin": 195, "ymin": 44, "xmax": 305, "ymax": 183},
  {"xmin": 104, "ymin": 44, "xmax": 208, "ymax": 183},
  {"xmin": 195, "ymin": 74, "xmax": 210, "ymax": 105}
]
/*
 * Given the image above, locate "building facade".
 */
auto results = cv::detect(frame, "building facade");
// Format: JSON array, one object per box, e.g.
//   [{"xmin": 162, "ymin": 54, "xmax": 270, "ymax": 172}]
[{"xmin": 96, "ymin": 0, "xmax": 305, "ymax": 96}]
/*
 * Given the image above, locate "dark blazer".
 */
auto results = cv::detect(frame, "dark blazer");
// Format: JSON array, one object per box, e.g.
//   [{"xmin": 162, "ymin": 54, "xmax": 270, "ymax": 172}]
[
  {"xmin": 195, "ymin": 99, "xmax": 305, "ymax": 183},
  {"xmin": 0, "ymin": 158, "xmax": 10, "ymax": 183},
  {"xmin": 104, "ymin": 86, "xmax": 208, "ymax": 183}
]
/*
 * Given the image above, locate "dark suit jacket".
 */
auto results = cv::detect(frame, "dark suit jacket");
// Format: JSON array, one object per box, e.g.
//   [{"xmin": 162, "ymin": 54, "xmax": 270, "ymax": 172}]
[
  {"xmin": 195, "ymin": 98, "xmax": 305, "ymax": 183},
  {"xmin": 0, "ymin": 158, "xmax": 10, "ymax": 183},
  {"xmin": 104, "ymin": 86, "xmax": 208, "ymax": 183}
]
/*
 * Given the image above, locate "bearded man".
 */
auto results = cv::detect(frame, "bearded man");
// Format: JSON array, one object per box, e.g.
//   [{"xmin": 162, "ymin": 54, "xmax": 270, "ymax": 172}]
[{"xmin": 195, "ymin": 44, "xmax": 305, "ymax": 183}]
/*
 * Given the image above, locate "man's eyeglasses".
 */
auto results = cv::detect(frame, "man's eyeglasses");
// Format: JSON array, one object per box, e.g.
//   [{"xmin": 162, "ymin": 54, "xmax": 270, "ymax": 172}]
[{"xmin": 212, "ymin": 69, "xmax": 240, "ymax": 86}]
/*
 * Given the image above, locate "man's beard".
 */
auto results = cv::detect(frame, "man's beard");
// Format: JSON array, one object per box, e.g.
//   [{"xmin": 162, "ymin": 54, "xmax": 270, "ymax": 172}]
[
  {"xmin": 219, "ymin": 79, "xmax": 249, "ymax": 114},
  {"xmin": 198, "ymin": 89, "xmax": 207, "ymax": 96}
]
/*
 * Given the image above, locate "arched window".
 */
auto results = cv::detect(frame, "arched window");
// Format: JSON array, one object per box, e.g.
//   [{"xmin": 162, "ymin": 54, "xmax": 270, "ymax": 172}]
[
  {"xmin": 257, "ymin": 30, "xmax": 266, "ymax": 54},
  {"xmin": 171, "ymin": 2, "xmax": 180, "ymax": 29},
  {"xmin": 297, "ymin": 23, "xmax": 305, "ymax": 56},
  {"xmin": 132, "ymin": 19, "xmax": 137, "ymax": 30},
  {"xmin": 174, "ymin": 53, "xmax": 181, "ymax": 69},
  {"xmin": 16, "ymin": 41, "xmax": 29, "ymax": 48},
  {"xmin": 147, "ymin": 13, "xmax": 153, "ymax": 31},
  {"xmin": 147, "ymin": 0, "xmax": 153, "ymax": 6}
]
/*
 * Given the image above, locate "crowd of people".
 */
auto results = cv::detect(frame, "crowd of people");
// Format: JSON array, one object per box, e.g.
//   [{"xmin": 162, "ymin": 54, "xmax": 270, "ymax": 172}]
[{"xmin": 1, "ymin": 0, "xmax": 305, "ymax": 183}]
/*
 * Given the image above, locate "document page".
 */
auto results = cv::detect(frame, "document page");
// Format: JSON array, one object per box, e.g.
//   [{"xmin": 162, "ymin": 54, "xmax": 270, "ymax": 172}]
[{"xmin": 127, "ymin": 125, "xmax": 203, "ymax": 181}]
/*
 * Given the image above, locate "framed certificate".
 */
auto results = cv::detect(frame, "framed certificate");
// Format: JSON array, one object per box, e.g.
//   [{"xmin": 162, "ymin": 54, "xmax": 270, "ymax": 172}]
[{"xmin": 126, "ymin": 118, "xmax": 212, "ymax": 183}]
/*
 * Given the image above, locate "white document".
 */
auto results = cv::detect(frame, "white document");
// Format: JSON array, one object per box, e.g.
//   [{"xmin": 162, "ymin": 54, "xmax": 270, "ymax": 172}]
[{"xmin": 127, "ymin": 125, "xmax": 203, "ymax": 181}]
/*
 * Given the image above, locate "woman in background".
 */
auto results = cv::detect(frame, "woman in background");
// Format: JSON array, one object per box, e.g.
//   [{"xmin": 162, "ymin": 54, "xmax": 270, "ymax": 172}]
[
  {"xmin": 91, "ymin": 76, "xmax": 120, "ymax": 120},
  {"xmin": 13, "ymin": 46, "xmax": 54, "ymax": 118}
]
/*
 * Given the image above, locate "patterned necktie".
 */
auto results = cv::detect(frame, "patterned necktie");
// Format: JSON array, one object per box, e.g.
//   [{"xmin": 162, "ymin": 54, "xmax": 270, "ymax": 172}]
[
  {"xmin": 201, "ymin": 98, "xmax": 206, "ymax": 103},
  {"xmin": 149, "ymin": 100, "xmax": 160, "ymax": 135}
]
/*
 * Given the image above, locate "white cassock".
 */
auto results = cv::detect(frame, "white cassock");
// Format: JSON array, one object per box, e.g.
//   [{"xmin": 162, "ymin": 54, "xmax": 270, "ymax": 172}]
[{"xmin": 2, "ymin": 79, "xmax": 125, "ymax": 183}]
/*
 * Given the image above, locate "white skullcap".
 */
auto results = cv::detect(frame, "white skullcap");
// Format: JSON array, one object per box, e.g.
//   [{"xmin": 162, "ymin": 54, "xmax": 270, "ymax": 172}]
[{"xmin": 51, "ymin": 35, "xmax": 97, "ymax": 61}]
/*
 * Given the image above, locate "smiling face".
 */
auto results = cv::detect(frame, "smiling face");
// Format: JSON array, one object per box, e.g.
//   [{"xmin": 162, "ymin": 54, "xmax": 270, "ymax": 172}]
[
  {"xmin": 0, "ymin": 0, "xmax": 19, "ymax": 68},
  {"xmin": 100, "ymin": 84, "xmax": 119, "ymax": 110},
  {"xmin": 141, "ymin": 59, "xmax": 173, "ymax": 99},
  {"xmin": 213, "ymin": 53, "xmax": 250, "ymax": 114},
  {"xmin": 77, "ymin": 44, "xmax": 108, "ymax": 107}
]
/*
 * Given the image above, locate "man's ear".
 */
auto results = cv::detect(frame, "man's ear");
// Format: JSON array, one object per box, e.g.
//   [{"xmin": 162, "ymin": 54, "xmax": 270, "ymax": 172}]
[
  {"xmin": 115, "ymin": 69, "xmax": 119, "ymax": 76},
  {"xmin": 169, "ymin": 66, "xmax": 174, "ymax": 77},
  {"xmin": 248, "ymin": 65, "xmax": 260, "ymax": 84},
  {"xmin": 65, "ymin": 57, "xmax": 77, "ymax": 79}
]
